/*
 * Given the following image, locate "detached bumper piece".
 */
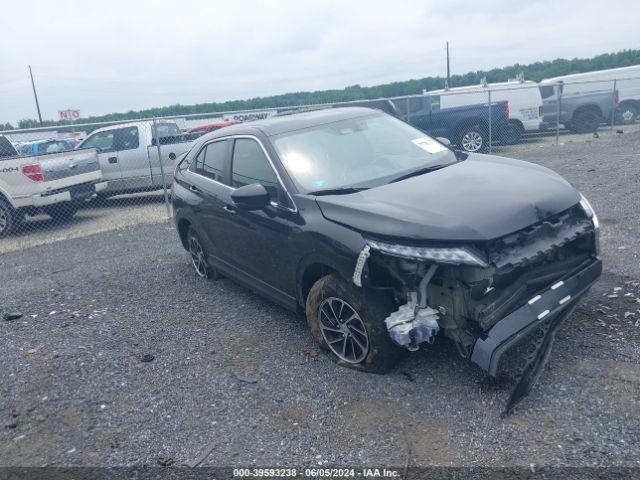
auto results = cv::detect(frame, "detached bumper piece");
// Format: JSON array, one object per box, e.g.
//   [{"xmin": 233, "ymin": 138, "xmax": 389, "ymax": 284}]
[{"xmin": 470, "ymin": 258, "xmax": 602, "ymax": 414}]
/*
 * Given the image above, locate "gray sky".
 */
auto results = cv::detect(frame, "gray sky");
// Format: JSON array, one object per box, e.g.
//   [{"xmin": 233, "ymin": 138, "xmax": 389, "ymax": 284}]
[{"xmin": 0, "ymin": 0, "xmax": 637, "ymax": 124}]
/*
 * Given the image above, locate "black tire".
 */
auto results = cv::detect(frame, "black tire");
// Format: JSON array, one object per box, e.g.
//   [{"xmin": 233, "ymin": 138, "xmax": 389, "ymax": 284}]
[
  {"xmin": 43, "ymin": 203, "xmax": 78, "ymax": 221},
  {"xmin": 186, "ymin": 226, "xmax": 220, "ymax": 280},
  {"xmin": 0, "ymin": 199, "xmax": 18, "ymax": 237},
  {"xmin": 500, "ymin": 121, "xmax": 523, "ymax": 145},
  {"xmin": 569, "ymin": 108, "xmax": 601, "ymax": 133},
  {"xmin": 306, "ymin": 273, "xmax": 403, "ymax": 373},
  {"xmin": 616, "ymin": 103, "xmax": 637, "ymax": 125},
  {"xmin": 456, "ymin": 124, "xmax": 488, "ymax": 152}
]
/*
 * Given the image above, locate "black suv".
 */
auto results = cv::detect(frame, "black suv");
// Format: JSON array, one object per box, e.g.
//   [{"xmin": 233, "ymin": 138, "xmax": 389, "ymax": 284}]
[{"xmin": 171, "ymin": 107, "xmax": 601, "ymax": 413}]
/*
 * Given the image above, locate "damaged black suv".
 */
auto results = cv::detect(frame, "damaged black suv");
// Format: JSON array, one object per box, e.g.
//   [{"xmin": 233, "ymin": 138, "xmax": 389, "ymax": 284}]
[{"xmin": 172, "ymin": 107, "xmax": 601, "ymax": 412}]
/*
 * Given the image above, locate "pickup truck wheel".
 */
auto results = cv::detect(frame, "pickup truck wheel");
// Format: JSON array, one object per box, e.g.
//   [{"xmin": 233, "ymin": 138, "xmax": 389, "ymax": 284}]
[
  {"xmin": 569, "ymin": 109, "xmax": 601, "ymax": 133},
  {"xmin": 43, "ymin": 203, "xmax": 78, "ymax": 222},
  {"xmin": 187, "ymin": 227, "xmax": 220, "ymax": 280},
  {"xmin": 306, "ymin": 274, "xmax": 402, "ymax": 373},
  {"xmin": 500, "ymin": 122, "xmax": 523, "ymax": 145},
  {"xmin": 457, "ymin": 125, "xmax": 487, "ymax": 152},
  {"xmin": 0, "ymin": 200, "xmax": 17, "ymax": 237},
  {"xmin": 616, "ymin": 104, "xmax": 637, "ymax": 125}
]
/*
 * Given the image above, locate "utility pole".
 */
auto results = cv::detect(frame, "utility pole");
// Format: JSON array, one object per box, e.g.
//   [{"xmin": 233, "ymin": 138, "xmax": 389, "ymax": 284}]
[
  {"xmin": 29, "ymin": 65, "xmax": 43, "ymax": 127},
  {"xmin": 446, "ymin": 42, "xmax": 451, "ymax": 89}
]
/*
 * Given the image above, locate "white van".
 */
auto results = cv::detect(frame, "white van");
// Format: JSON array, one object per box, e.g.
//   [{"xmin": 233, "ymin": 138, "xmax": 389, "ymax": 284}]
[
  {"xmin": 428, "ymin": 80, "xmax": 543, "ymax": 144},
  {"xmin": 541, "ymin": 65, "xmax": 640, "ymax": 124}
]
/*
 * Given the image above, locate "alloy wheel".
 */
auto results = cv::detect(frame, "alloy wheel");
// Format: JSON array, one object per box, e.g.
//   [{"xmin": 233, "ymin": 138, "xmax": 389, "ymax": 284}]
[
  {"xmin": 461, "ymin": 131, "xmax": 483, "ymax": 152},
  {"xmin": 188, "ymin": 235, "xmax": 208, "ymax": 277},
  {"xmin": 621, "ymin": 108, "xmax": 635, "ymax": 123},
  {"xmin": 318, "ymin": 297, "xmax": 369, "ymax": 363}
]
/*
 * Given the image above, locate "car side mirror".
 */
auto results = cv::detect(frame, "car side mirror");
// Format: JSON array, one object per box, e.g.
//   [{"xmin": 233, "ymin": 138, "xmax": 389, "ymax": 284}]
[
  {"xmin": 231, "ymin": 183, "xmax": 270, "ymax": 210},
  {"xmin": 436, "ymin": 137, "xmax": 451, "ymax": 147}
]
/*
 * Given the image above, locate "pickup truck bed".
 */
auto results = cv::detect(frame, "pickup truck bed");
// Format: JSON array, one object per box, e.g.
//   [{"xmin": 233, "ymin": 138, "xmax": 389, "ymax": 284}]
[{"xmin": 0, "ymin": 145, "xmax": 106, "ymax": 236}]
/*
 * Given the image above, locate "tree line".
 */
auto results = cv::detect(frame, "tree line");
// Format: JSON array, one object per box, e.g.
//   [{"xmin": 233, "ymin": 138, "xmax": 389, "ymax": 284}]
[{"xmin": 5, "ymin": 48, "xmax": 640, "ymax": 131}]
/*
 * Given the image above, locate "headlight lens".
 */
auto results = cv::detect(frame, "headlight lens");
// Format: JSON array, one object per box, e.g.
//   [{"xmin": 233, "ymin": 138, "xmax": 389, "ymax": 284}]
[
  {"xmin": 579, "ymin": 193, "xmax": 600, "ymax": 254},
  {"xmin": 366, "ymin": 239, "xmax": 488, "ymax": 267}
]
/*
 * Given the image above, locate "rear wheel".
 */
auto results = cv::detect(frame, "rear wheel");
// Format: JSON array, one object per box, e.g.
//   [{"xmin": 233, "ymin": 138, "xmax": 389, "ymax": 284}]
[
  {"xmin": 0, "ymin": 200, "xmax": 18, "ymax": 237},
  {"xmin": 457, "ymin": 124, "xmax": 488, "ymax": 152},
  {"xmin": 616, "ymin": 104, "xmax": 637, "ymax": 125},
  {"xmin": 569, "ymin": 108, "xmax": 601, "ymax": 133},
  {"xmin": 187, "ymin": 226, "xmax": 220, "ymax": 280},
  {"xmin": 43, "ymin": 203, "xmax": 78, "ymax": 222},
  {"xmin": 306, "ymin": 274, "xmax": 402, "ymax": 373}
]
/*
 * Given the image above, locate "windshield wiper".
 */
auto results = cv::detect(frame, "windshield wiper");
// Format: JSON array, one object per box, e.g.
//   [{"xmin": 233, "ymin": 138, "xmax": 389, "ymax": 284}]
[
  {"xmin": 308, "ymin": 187, "xmax": 369, "ymax": 196},
  {"xmin": 388, "ymin": 164, "xmax": 450, "ymax": 184}
]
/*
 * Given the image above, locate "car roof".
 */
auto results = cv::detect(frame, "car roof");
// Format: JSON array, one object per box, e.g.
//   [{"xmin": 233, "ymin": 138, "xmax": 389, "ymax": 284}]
[{"xmin": 208, "ymin": 107, "xmax": 379, "ymax": 138}]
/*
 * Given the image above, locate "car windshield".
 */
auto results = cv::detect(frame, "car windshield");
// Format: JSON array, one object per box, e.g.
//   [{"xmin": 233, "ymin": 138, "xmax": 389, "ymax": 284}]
[{"xmin": 271, "ymin": 113, "xmax": 457, "ymax": 193}]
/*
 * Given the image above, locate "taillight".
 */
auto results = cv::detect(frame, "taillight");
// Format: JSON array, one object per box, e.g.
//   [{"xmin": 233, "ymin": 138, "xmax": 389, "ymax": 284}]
[
  {"xmin": 502, "ymin": 102, "xmax": 509, "ymax": 119},
  {"xmin": 614, "ymin": 89, "xmax": 619, "ymax": 106},
  {"xmin": 22, "ymin": 164, "xmax": 44, "ymax": 182},
  {"xmin": 539, "ymin": 105, "xmax": 544, "ymax": 116}
]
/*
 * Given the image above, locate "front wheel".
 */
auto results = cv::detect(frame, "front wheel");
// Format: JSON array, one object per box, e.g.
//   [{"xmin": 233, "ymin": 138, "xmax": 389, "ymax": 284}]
[
  {"xmin": 43, "ymin": 203, "xmax": 77, "ymax": 222},
  {"xmin": 187, "ymin": 226, "xmax": 220, "ymax": 280},
  {"xmin": 457, "ymin": 125, "xmax": 487, "ymax": 152},
  {"xmin": 569, "ymin": 109, "xmax": 601, "ymax": 133},
  {"xmin": 306, "ymin": 274, "xmax": 402, "ymax": 373}
]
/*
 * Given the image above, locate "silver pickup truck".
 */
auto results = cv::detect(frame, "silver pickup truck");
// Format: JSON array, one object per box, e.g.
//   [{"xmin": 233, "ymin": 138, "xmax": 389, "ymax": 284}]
[
  {"xmin": 76, "ymin": 121, "xmax": 194, "ymax": 197},
  {"xmin": 539, "ymin": 83, "xmax": 619, "ymax": 133},
  {"xmin": 0, "ymin": 135, "xmax": 106, "ymax": 236}
]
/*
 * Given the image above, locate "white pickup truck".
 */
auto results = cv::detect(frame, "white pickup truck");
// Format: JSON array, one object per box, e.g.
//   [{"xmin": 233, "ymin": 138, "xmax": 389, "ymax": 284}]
[
  {"xmin": 76, "ymin": 121, "xmax": 194, "ymax": 197},
  {"xmin": 0, "ymin": 135, "xmax": 106, "ymax": 236}
]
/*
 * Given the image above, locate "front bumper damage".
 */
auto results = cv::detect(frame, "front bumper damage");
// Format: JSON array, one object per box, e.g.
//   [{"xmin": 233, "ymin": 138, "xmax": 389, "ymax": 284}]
[
  {"xmin": 471, "ymin": 258, "xmax": 601, "ymax": 414},
  {"xmin": 353, "ymin": 202, "xmax": 601, "ymax": 413}
]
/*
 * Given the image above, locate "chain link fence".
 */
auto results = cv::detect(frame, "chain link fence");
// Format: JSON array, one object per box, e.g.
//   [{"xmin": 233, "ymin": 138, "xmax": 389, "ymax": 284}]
[{"xmin": 1, "ymin": 75, "xmax": 639, "ymax": 251}]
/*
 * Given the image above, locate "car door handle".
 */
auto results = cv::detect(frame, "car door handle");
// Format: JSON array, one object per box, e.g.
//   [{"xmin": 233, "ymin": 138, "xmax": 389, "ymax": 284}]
[
  {"xmin": 108, "ymin": 156, "xmax": 118, "ymax": 164},
  {"xmin": 223, "ymin": 204, "xmax": 236, "ymax": 214},
  {"xmin": 189, "ymin": 185, "xmax": 200, "ymax": 193}
]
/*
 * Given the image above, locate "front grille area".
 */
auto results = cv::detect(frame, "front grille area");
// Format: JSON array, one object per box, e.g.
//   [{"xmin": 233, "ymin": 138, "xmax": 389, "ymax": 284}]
[
  {"xmin": 468, "ymin": 205, "xmax": 596, "ymax": 331},
  {"xmin": 487, "ymin": 205, "xmax": 594, "ymax": 272}
]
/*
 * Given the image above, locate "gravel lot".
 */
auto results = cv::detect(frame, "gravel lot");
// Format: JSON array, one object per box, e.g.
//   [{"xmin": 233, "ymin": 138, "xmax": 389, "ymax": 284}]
[{"xmin": 0, "ymin": 130, "xmax": 639, "ymax": 470}]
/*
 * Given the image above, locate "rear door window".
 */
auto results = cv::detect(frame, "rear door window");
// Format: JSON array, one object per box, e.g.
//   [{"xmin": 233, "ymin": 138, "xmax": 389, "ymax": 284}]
[
  {"xmin": 539, "ymin": 85, "xmax": 556, "ymax": 99},
  {"xmin": 231, "ymin": 138, "xmax": 279, "ymax": 200},
  {"xmin": 115, "ymin": 127, "xmax": 140, "ymax": 151},
  {"xmin": 192, "ymin": 140, "xmax": 229, "ymax": 183}
]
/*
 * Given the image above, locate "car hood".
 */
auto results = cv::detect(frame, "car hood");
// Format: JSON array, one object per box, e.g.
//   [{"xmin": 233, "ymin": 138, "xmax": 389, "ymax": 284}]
[{"xmin": 314, "ymin": 154, "xmax": 580, "ymax": 242}]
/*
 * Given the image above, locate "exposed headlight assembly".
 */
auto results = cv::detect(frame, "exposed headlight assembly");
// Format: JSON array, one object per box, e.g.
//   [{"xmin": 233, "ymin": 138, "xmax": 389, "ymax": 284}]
[
  {"xmin": 579, "ymin": 193, "xmax": 600, "ymax": 254},
  {"xmin": 366, "ymin": 239, "xmax": 488, "ymax": 267}
]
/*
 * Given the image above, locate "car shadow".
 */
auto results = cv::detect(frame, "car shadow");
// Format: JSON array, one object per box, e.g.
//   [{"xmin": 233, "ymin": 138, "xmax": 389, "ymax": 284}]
[
  {"xmin": 9, "ymin": 213, "xmax": 99, "ymax": 238},
  {"xmin": 82, "ymin": 193, "xmax": 167, "ymax": 210}
]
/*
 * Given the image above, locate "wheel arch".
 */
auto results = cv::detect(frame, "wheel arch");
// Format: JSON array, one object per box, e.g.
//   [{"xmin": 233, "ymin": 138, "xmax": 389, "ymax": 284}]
[
  {"xmin": 0, "ymin": 187, "xmax": 16, "ymax": 209},
  {"xmin": 297, "ymin": 258, "xmax": 350, "ymax": 310},
  {"xmin": 177, "ymin": 217, "xmax": 192, "ymax": 250},
  {"xmin": 572, "ymin": 103, "xmax": 603, "ymax": 119},
  {"xmin": 455, "ymin": 117, "xmax": 489, "ymax": 137}
]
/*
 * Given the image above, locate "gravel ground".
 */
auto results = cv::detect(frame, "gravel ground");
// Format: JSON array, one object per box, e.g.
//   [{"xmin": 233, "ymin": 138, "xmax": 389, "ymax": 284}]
[
  {"xmin": 0, "ymin": 131, "xmax": 639, "ymax": 470},
  {"xmin": 0, "ymin": 192, "xmax": 169, "ymax": 254}
]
